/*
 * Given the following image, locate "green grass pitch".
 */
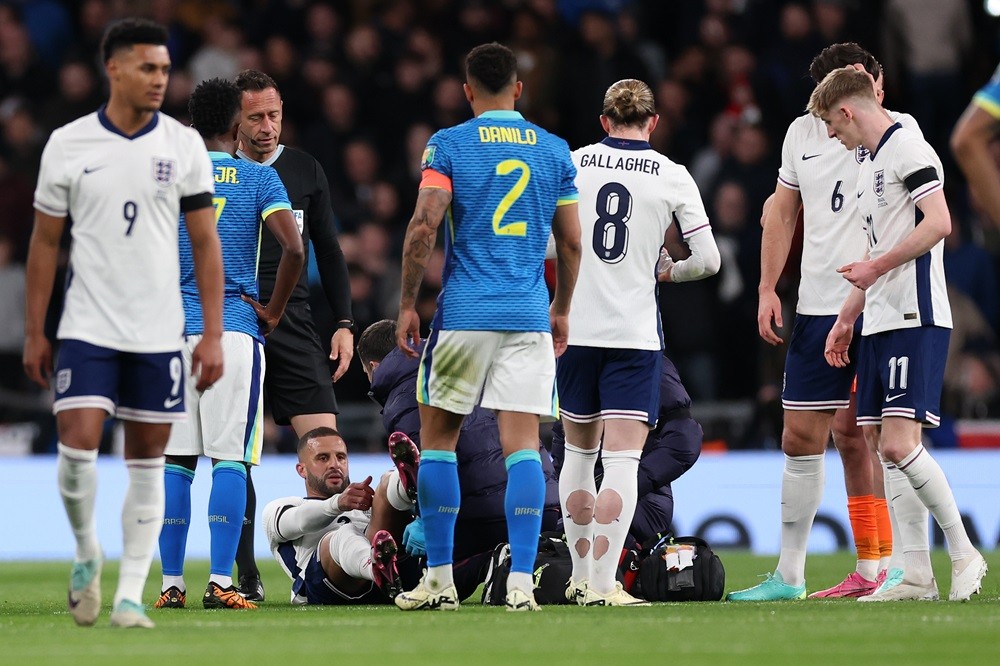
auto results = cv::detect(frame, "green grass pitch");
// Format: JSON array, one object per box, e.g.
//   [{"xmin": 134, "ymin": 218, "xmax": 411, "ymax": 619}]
[{"xmin": 2, "ymin": 551, "xmax": 998, "ymax": 665}]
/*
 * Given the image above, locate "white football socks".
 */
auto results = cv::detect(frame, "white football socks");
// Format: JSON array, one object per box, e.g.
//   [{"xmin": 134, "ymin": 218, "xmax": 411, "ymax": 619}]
[
  {"xmin": 885, "ymin": 461, "xmax": 933, "ymax": 584},
  {"xmin": 57, "ymin": 443, "xmax": 101, "ymax": 562},
  {"xmin": 558, "ymin": 442, "xmax": 599, "ymax": 583},
  {"xmin": 327, "ymin": 527, "xmax": 375, "ymax": 582},
  {"xmin": 590, "ymin": 449, "xmax": 640, "ymax": 595},
  {"xmin": 775, "ymin": 454, "xmax": 824, "ymax": 587},
  {"xmin": 896, "ymin": 445, "xmax": 977, "ymax": 563},
  {"xmin": 386, "ymin": 469, "xmax": 414, "ymax": 512},
  {"xmin": 114, "ymin": 457, "xmax": 165, "ymax": 607}
]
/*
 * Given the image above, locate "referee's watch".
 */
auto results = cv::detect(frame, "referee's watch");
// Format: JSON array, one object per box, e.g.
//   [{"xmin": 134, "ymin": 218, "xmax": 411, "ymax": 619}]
[{"xmin": 335, "ymin": 319, "xmax": 357, "ymax": 335}]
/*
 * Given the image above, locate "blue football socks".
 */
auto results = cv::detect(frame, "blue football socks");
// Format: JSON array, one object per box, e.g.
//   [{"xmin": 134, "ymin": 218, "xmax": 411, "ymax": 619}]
[
  {"xmin": 208, "ymin": 461, "xmax": 248, "ymax": 579},
  {"xmin": 159, "ymin": 463, "xmax": 194, "ymax": 578},
  {"xmin": 505, "ymin": 449, "xmax": 545, "ymax": 575},
  {"xmin": 418, "ymin": 450, "xmax": 461, "ymax": 569}
]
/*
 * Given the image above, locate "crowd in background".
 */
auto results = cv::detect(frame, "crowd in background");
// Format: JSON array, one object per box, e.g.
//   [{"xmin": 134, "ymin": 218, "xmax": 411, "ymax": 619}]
[{"xmin": 3, "ymin": 0, "xmax": 1000, "ymax": 452}]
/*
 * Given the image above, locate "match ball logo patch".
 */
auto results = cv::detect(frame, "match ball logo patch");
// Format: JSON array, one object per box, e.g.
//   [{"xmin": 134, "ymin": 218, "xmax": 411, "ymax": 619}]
[
  {"xmin": 56, "ymin": 369, "xmax": 71, "ymax": 394},
  {"xmin": 420, "ymin": 145, "xmax": 436, "ymax": 170},
  {"xmin": 152, "ymin": 157, "xmax": 177, "ymax": 187},
  {"xmin": 874, "ymin": 170, "xmax": 885, "ymax": 197}
]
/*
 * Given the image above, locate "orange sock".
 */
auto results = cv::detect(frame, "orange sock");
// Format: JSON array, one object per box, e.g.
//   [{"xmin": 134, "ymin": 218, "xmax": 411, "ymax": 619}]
[
  {"xmin": 847, "ymin": 495, "xmax": 880, "ymax": 574},
  {"xmin": 873, "ymin": 497, "xmax": 892, "ymax": 559}
]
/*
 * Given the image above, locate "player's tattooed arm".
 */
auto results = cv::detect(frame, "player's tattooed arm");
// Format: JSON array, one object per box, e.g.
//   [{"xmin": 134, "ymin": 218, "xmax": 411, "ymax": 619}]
[{"xmin": 397, "ymin": 187, "xmax": 452, "ymax": 357}]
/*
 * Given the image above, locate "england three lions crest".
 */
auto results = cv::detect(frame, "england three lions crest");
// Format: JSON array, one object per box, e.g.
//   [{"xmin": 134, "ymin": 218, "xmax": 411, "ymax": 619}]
[
  {"xmin": 152, "ymin": 157, "xmax": 177, "ymax": 187},
  {"xmin": 855, "ymin": 146, "xmax": 869, "ymax": 163},
  {"xmin": 874, "ymin": 169, "xmax": 885, "ymax": 197}
]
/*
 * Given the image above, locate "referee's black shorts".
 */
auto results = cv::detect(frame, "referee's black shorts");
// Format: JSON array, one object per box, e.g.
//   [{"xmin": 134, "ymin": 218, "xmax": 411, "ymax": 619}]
[{"xmin": 263, "ymin": 301, "xmax": 338, "ymax": 425}]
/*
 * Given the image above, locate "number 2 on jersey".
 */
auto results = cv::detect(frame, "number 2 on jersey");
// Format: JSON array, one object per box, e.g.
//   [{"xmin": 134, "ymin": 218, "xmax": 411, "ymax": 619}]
[
  {"xmin": 492, "ymin": 159, "xmax": 530, "ymax": 237},
  {"xmin": 593, "ymin": 182, "xmax": 632, "ymax": 263}
]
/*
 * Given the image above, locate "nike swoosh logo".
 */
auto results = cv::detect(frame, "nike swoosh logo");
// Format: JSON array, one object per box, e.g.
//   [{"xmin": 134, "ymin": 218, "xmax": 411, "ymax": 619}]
[
  {"xmin": 891, "ymin": 494, "xmax": 903, "ymax": 502},
  {"xmin": 163, "ymin": 396, "xmax": 182, "ymax": 409},
  {"xmin": 83, "ymin": 166, "xmax": 106, "ymax": 174},
  {"xmin": 802, "ymin": 153, "xmax": 822, "ymax": 160},
  {"xmin": 885, "ymin": 394, "xmax": 906, "ymax": 403},
  {"xmin": 914, "ymin": 481, "xmax": 929, "ymax": 490},
  {"xmin": 857, "ymin": 191, "xmax": 865, "ymax": 198},
  {"xmin": 137, "ymin": 517, "xmax": 159, "ymax": 525}
]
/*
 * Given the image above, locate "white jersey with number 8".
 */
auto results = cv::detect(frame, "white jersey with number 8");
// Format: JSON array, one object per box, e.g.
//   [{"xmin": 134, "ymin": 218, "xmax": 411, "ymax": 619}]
[{"xmin": 569, "ymin": 138, "xmax": 712, "ymax": 350}]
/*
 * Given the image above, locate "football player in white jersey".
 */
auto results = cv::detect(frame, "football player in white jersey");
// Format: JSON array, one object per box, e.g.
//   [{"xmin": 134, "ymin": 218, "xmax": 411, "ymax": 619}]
[
  {"xmin": 557, "ymin": 79, "xmax": 720, "ymax": 607},
  {"xmin": 732, "ymin": 44, "xmax": 929, "ymax": 601},
  {"xmin": 814, "ymin": 66, "xmax": 987, "ymax": 602},
  {"xmin": 263, "ymin": 428, "xmax": 420, "ymax": 605},
  {"xmin": 23, "ymin": 19, "xmax": 223, "ymax": 629}
]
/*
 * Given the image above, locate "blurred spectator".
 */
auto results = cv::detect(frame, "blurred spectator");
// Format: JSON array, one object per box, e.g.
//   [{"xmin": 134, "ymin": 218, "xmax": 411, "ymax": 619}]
[
  {"xmin": 0, "ymin": 11, "xmax": 54, "ymax": 105},
  {"xmin": 0, "ymin": 99, "xmax": 44, "ymax": 178},
  {"xmin": 333, "ymin": 137, "xmax": 382, "ymax": 231},
  {"xmin": 303, "ymin": 82, "xmax": 358, "ymax": 187},
  {"xmin": 945, "ymin": 216, "xmax": 999, "ymax": 334},
  {"xmin": 40, "ymin": 60, "xmax": 103, "ymax": 132},
  {"xmin": 188, "ymin": 15, "xmax": 243, "ymax": 84},
  {"xmin": 758, "ymin": 2, "xmax": 822, "ymax": 133},
  {"xmin": 557, "ymin": 9, "xmax": 650, "ymax": 147},
  {"xmin": 711, "ymin": 180, "xmax": 760, "ymax": 399},
  {"xmin": 0, "ymin": 150, "xmax": 33, "ymax": 260},
  {"xmin": 0, "ymin": 234, "xmax": 26, "ymax": 392},
  {"xmin": 13, "ymin": 0, "xmax": 74, "ymax": 70},
  {"xmin": 882, "ymin": 0, "xmax": 972, "ymax": 160},
  {"xmin": 690, "ymin": 112, "xmax": 738, "ymax": 193}
]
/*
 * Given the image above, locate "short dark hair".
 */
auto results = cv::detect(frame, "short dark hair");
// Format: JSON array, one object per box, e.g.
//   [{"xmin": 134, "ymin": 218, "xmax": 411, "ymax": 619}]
[
  {"xmin": 189, "ymin": 77, "xmax": 241, "ymax": 139},
  {"xmin": 465, "ymin": 42, "xmax": 517, "ymax": 94},
  {"xmin": 809, "ymin": 42, "xmax": 881, "ymax": 84},
  {"xmin": 100, "ymin": 18, "xmax": 168, "ymax": 63},
  {"xmin": 297, "ymin": 426, "xmax": 342, "ymax": 455},
  {"xmin": 357, "ymin": 319, "xmax": 398, "ymax": 370},
  {"xmin": 234, "ymin": 69, "xmax": 280, "ymax": 95}
]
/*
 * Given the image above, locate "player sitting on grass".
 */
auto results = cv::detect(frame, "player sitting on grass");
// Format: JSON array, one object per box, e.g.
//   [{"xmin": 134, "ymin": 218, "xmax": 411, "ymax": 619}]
[{"xmin": 263, "ymin": 427, "xmax": 421, "ymax": 605}]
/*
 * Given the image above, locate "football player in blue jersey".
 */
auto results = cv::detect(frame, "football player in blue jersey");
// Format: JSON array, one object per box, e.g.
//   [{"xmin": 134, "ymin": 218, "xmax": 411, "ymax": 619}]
[
  {"xmin": 154, "ymin": 77, "xmax": 303, "ymax": 610},
  {"xmin": 394, "ymin": 42, "xmax": 581, "ymax": 612},
  {"xmin": 952, "ymin": 62, "xmax": 1000, "ymax": 227}
]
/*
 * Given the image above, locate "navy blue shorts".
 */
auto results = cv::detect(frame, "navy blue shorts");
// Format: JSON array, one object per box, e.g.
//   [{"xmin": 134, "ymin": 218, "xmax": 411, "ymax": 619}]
[
  {"xmin": 296, "ymin": 545, "xmax": 422, "ymax": 606},
  {"xmin": 53, "ymin": 339, "xmax": 185, "ymax": 423},
  {"xmin": 855, "ymin": 326, "xmax": 949, "ymax": 428},
  {"xmin": 557, "ymin": 346, "xmax": 662, "ymax": 426},
  {"xmin": 782, "ymin": 314, "xmax": 861, "ymax": 411}
]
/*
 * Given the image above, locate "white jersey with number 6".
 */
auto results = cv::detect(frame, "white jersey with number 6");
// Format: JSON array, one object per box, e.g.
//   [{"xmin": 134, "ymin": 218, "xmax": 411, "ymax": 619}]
[
  {"xmin": 569, "ymin": 138, "xmax": 711, "ymax": 350},
  {"xmin": 33, "ymin": 109, "xmax": 214, "ymax": 353},
  {"xmin": 777, "ymin": 110, "xmax": 919, "ymax": 315}
]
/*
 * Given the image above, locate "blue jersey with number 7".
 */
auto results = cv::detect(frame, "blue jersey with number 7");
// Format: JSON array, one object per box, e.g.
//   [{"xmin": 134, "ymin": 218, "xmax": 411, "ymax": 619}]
[
  {"xmin": 419, "ymin": 110, "xmax": 578, "ymax": 332},
  {"xmin": 178, "ymin": 151, "xmax": 291, "ymax": 342}
]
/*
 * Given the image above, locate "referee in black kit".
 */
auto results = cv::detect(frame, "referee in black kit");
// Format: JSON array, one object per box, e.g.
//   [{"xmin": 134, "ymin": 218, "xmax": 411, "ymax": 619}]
[{"xmin": 233, "ymin": 69, "xmax": 355, "ymax": 601}]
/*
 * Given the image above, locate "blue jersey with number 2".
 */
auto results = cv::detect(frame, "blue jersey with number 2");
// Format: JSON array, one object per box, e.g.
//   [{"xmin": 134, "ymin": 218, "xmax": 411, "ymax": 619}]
[{"xmin": 421, "ymin": 110, "xmax": 578, "ymax": 332}]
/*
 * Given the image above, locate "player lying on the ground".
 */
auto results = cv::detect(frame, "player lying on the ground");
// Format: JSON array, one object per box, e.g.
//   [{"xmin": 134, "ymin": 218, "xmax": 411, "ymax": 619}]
[
  {"xmin": 358, "ymin": 318, "xmax": 561, "ymax": 600},
  {"xmin": 263, "ymin": 427, "xmax": 420, "ymax": 605}
]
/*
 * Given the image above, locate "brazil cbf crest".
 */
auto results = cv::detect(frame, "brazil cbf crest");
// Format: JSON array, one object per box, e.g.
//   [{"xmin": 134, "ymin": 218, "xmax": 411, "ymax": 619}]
[
  {"xmin": 874, "ymin": 169, "xmax": 885, "ymax": 197},
  {"xmin": 420, "ymin": 145, "xmax": 436, "ymax": 169},
  {"xmin": 152, "ymin": 157, "xmax": 177, "ymax": 187}
]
